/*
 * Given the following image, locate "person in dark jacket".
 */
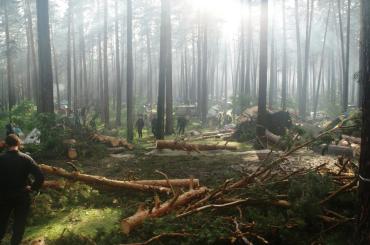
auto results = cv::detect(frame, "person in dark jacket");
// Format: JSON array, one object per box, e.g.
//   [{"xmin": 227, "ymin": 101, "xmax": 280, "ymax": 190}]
[
  {"xmin": 136, "ymin": 116, "xmax": 145, "ymax": 139},
  {"xmin": 0, "ymin": 134, "xmax": 44, "ymax": 245},
  {"xmin": 177, "ymin": 116, "xmax": 188, "ymax": 135}
]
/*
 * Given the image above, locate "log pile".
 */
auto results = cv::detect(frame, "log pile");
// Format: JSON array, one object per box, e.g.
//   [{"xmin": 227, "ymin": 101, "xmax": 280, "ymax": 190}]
[
  {"xmin": 91, "ymin": 134, "xmax": 134, "ymax": 150},
  {"xmin": 156, "ymin": 140, "xmax": 237, "ymax": 152}
]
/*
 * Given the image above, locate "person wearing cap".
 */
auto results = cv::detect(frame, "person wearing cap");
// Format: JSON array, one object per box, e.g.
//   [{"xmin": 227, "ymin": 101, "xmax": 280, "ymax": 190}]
[{"xmin": 0, "ymin": 134, "xmax": 44, "ymax": 245}]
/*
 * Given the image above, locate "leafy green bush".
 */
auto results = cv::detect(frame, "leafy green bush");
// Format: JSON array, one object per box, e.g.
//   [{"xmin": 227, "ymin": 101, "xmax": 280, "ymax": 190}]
[{"xmin": 10, "ymin": 101, "xmax": 38, "ymax": 132}]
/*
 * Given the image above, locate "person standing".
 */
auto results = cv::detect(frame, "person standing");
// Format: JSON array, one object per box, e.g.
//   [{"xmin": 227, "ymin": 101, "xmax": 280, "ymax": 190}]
[
  {"xmin": 0, "ymin": 134, "xmax": 44, "ymax": 245},
  {"xmin": 136, "ymin": 116, "xmax": 145, "ymax": 139}
]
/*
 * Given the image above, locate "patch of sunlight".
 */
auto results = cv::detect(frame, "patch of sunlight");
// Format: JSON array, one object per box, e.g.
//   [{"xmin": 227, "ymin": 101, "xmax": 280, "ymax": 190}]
[{"xmin": 25, "ymin": 208, "xmax": 121, "ymax": 241}]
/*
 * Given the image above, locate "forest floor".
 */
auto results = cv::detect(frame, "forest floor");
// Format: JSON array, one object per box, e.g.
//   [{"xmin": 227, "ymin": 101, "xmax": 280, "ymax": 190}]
[{"xmin": 0, "ymin": 118, "xmax": 358, "ymax": 245}]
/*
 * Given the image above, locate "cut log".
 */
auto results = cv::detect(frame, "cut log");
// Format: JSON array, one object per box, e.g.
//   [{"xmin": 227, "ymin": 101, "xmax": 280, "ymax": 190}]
[
  {"xmin": 91, "ymin": 134, "xmax": 134, "ymax": 150},
  {"xmin": 338, "ymin": 139, "xmax": 351, "ymax": 147},
  {"xmin": 156, "ymin": 140, "xmax": 237, "ymax": 152},
  {"xmin": 265, "ymin": 130, "xmax": 281, "ymax": 144},
  {"xmin": 40, "ymin": 164, "xmax": 170, "ymax": 193},
  {"xmin": 121, "ymin": 187, "xmax": 208, "ymax": 234},
  {"xmin": 319, "ymin": 144, "xmax": 354, "ymax": 158},
  {"xmin": 341, "ymin": 135, "xmax": 361, "ymax": 144}
]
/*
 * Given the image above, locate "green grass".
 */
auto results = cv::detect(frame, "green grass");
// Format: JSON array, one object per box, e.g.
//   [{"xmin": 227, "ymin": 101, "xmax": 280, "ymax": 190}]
[{"xmin": 26, "ymin": 208, "xmax": 121, "ymax": 241}]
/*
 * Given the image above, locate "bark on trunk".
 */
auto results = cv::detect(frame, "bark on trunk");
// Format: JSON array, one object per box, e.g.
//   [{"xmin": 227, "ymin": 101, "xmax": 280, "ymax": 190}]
[
  {"xmin": 40, "ymin": 164, "xmax": 171, "ymax": 193},
  {"xmin": 156, "ymin": 140, "xmax": 237, "ymax": 152},
  {"xmin": 36, "ymin": 0, "xmax": 54, "ymax": 113}
]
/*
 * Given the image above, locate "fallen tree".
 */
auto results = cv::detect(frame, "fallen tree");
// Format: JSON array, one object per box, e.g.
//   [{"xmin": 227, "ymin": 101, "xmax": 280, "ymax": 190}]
[
  {"xmin": 156, "ymin": 140, "xmax": 237, "ymax": 152},
  {"xmin": 42, "ymin": 180, "xmax": 66, "ymax": 190},
  {"xmin": 91, "ymin": 134, "xmax": 134, "ymax": 150},
  {"xmin": 314, "ymin": 144, "xmax": 354, "ymax": 158},
  {"xmin": 265, "ymin": 130, "xmax": 281, "ymax": 145},
  {"xmin": 132, "ymin": 179, "xmax": 199, "ymax": 188},
  {"xmin": 40, "ymin": 164, "xmax": 171, "ymax": 193},
  {"xmin": 341, "ymin": 135, "xmax": 361, "ymax": 145},
  {"xmin": 121, "ymin": 187, "xmax": 208, "ymax": 234}
]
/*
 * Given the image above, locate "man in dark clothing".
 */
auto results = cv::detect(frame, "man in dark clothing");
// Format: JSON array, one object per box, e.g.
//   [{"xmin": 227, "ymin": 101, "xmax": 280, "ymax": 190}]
[
  {"xmin": 136, "ymin": 116, "xmax": 145, "ymax": 139},
  {"xmin": 0, "ymin": 134, "xmax": 44, "ymax": 245},
  {"xmin": 177, "ymin": 116, "xmax": 188, "ymax": 135}
]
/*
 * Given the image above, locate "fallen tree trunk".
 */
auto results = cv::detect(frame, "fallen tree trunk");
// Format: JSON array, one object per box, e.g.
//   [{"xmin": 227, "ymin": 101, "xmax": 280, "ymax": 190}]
[
  {"xmin": 341, "ymin": 135, "xmax": 361, "ymax": 144},
  {"xmin": 40, "ymin": 164, "xmax": 170, "ymax": 194},
  {"xmin": 42, "ymin": 180, "xmax": 65, "ymax": 190},
  {"xmin": 202, "ymin": 130, "xmax": 233, "ymax": 137},
  {"xmin": 91, "ymin": 134, "xmax": 134, "ymax": 150},
  {"xmin": 320, "ymin": 144, "xmax": 354, "ymax": 158},
  {"xmin": 156, "ymin": 140, "xmax": 237, "ymax": 152},
  {"xmin": 121, "ymin": 187, "xmax": 208, "ymax": 234},
  {"xmin": 265, "ymin": 130, "xmax": 281, "ymax": 144},
  {"xmin": 132, "ymin": 179, "xmax": 199, "ymax": 188}
]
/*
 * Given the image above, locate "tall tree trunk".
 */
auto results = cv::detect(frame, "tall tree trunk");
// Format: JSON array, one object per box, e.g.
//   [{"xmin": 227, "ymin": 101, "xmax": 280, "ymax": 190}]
[
  {"xmin": 196, "ymin": 12, "xmax": 202, "ymax": 114},
  {"xmin": 239, "ymin": 0, "xmax": 246, "ymax": 107},
  {"xmin": 257, "ymin": 0, "xmax": 268, "ymax": 140},
  {"xmin": 146, "ymin": 25, "xmax": 153, "ymax": 106},
  {"xmin": 294, "ymin": 0, "xmax": 303, "ymax": 117},
  {"xmin": 191, "ymin": 34, "xmax": 197, "ymax": 104},
  {"xmin": 357, "ymin": 0, "xmax": 370, "ymax": 242},
  {"xmin": 301, "ymin": 0, "xmax": 314, "ymax": 118},
  {"xmin": 97, "ymin": 0, "xmax": 104, "ymax": 117},
  {"xmin": 3, "ymin": 0, "xmax": 15, "ymax": 111},
  {"xmin": 245, "ymin": 0, "xmax": 252, "ymax": 100},
  {"xmin": 313, "ymin": 5, "xmax": 331, "ymax": 119},
  {"xmin": 67, "ymin": 0, "xmax": 72, "ymax": 112},
  {"xmin": 103, "ymin": 0, "xmax": 110, "ymax": 127},
  {"xmin": 165, "ymin": 0, "xmax": 173, "ymax": 135},
  {"xmin": 71, "ymin": 5, "xmax": 78, "ymax": 112},
  {"xmin": 79, "ymin": 14, "xmax": 88, "ymax": 108},
  {"xmin": 337, "ymin": 0, "xmax": 346, "ymax": 109},
  {"xmin": 115, "ymin": 0, "xmax": 122, "ymax": 127},
  {"xmin": 126, "ymin": 0, "xmax": 134, "ymax": 142},
  {"xmin": 26, "ymin": 37, "xmax": 31, "ymax": 100},
  {"xmin": 224, "ymin": 47, "xmax": 228, "ymax": 107},
  {"xmin": 201, "ymin": 21, "xmax": 208, "ymax": 125},
  {"xmin": 157, "ymin": 0, "xmax": 167, "ymax": 139},
  {"xmin": 281, "ymin": 0, "xmax": 287, "ymax": 111},
  {"xmin": 36, "ymin": 0, "xmax": 54, "ymax": 113},
  {"xmin": 51, "ymin": 25, "xmax": 60, "ymax": 110},
  {"xmin": 184, "ymin": 47, "xmax": 189, "ymax": 104},
  {"xmin": 25, "ymin": 0, "xmax": 39, "ymax": 105},
  {"xmin": 269, "ymin": 1, "xmax": 276, "ymax": 110},
  {"xmin": 342, "ymin": 0, "xmax": 351, "ymax": 112}
]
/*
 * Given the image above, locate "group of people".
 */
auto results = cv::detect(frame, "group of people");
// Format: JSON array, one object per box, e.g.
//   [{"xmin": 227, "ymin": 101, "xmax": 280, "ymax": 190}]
[{"xmin": 135, "ymin": 114, "xmax": 189, "ymax": 139}]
